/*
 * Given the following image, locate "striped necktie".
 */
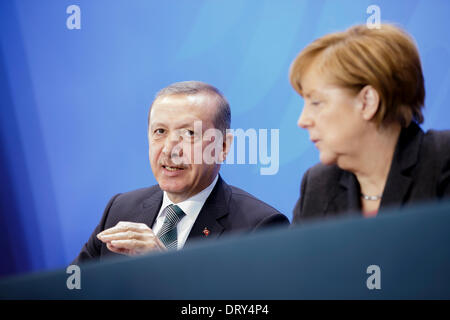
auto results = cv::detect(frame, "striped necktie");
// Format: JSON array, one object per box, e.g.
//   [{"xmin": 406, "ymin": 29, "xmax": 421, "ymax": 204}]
[{"xmin": 156, "ymin": 204, "xmax": 186, "ymax": 250}]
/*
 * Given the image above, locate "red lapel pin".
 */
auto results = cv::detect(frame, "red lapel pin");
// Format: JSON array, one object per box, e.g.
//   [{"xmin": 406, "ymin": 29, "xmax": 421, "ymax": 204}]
[{"xmin": 203, "ymin": 227, "xmax": 210, "ymax": 237}]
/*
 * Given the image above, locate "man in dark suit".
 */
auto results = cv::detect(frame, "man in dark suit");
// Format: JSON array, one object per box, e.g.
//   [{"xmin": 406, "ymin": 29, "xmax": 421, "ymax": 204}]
[{"xmin": 74, "ymin": 81, "xmax": 288, "ymax": 263}]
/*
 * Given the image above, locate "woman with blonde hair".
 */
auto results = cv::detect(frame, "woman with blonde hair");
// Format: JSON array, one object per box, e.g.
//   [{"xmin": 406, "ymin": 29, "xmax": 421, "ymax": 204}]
[{"xmin": 289, "ymin": 24, "xmax": 450, "ymax": 222}]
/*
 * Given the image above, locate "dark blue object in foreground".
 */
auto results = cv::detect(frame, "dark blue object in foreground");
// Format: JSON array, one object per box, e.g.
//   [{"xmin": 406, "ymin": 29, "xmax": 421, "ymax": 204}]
[{"xmin": 1, "ymin": 201, "xmax": 449, "ymax": 299}]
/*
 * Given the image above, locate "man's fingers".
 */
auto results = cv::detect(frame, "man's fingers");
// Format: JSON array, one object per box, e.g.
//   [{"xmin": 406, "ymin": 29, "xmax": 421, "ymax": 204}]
[
  {"xmin": 97, "ymin": 222, "xmax": 150, "ymax": 237},
  {"xmin": 106, "ymin": 242, "xmax": 130, "ymax": 255},
  {"xmin": 99, "ymin": 222, "xmax": 164, "ymax": 255},
  {"xmin": 99, "ymin": 222, "xmax": 149, "ymax": 235},
  {"xmin": 98, "ymin": 231, "xmax": 145, "ymax": 242},
  {"xmin": 110, "ymin": 239, "xmax": 158, "ymax": 250}
]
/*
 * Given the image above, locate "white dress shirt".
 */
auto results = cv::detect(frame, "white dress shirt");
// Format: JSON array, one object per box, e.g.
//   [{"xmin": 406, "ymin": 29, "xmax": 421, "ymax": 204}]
[{"xmin": 151, "ymin": 174, "xmax": 219, "ymax": 250}]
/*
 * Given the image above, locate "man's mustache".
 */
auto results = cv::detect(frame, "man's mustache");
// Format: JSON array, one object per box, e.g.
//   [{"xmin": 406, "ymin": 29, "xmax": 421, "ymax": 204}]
[{"xmin": 158, "ymin": 154, "xmax": 190, "ymax": 168}]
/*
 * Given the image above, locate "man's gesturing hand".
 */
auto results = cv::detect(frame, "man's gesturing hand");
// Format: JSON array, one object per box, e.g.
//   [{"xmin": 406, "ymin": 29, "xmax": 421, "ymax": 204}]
[{"xmin": 97, "ymin": 221, "xmax": 167, "ymax": 255}]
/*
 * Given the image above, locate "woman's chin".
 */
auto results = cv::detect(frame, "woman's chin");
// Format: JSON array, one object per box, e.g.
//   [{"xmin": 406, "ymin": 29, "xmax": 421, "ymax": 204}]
[{"xmin": 319, "ymin": 152, "xmax": 338, "ymax": 166}]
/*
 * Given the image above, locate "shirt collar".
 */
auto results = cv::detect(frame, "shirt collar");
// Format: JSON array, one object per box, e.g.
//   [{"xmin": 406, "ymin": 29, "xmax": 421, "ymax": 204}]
[{"xmin": 160, "ymin": 174, "xmax": 219, "ymax": 218}]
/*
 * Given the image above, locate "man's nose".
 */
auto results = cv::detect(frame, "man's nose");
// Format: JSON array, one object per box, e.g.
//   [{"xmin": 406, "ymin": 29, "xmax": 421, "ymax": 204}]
[
  {"xmin": 162, "ymin": 132, "xmax": 183, "ymax": 158},
  {"xmin": 297, "ymin": 105, "xmax": 313, "ymax": 129}
]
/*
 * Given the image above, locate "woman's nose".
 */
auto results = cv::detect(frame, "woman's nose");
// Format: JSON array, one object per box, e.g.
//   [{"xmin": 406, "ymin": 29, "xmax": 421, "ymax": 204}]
[{"xmin": 297, "ymin": 106, "xmax": 313, "ymax": 129}]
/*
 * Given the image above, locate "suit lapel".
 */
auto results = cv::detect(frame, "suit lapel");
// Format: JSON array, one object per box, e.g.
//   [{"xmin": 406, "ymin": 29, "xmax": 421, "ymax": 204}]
[
  {"xmin": 379, "ymin": 123, "xmax": 423, "ymax": 211},
  {"xmin": 342, "ymin": 171, "xmax": 361, "ymax": 212},
  {"xmin": 327, "ymin": 170, "xmax": 361, "ymax": 216},
  {"xmin": 184, "ymin": 176, "xmax": 229, "ymax": 246},
  {"xmin": 141, "ymin": 188, "xmax": 163, "ymax": 228}
]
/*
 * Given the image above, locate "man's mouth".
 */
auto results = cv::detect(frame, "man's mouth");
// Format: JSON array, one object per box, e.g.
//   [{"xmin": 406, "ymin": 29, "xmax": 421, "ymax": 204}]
[{"xmin": 162, "ymin": 165, "xmax": 185, "ymax": 172}]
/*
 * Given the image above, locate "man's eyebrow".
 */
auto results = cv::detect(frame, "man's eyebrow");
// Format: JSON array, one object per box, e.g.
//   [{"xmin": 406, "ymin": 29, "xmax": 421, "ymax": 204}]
[
  {"xmin": 150, "ymin": 121, "xmax": 199, "ymax": 129},
  {"xmin": 175, "ymin": 121, "xmax": 196, "ymax": 128},
  {"xmin": 149, "ymin": 122, "xmax": 167, "ymax": 129}
]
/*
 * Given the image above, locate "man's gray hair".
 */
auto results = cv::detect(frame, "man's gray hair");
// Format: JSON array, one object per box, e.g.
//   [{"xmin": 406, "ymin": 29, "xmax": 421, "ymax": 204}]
[{"xmin": 149, "ymin": 81, "xmax": 231, "ymax": 133}]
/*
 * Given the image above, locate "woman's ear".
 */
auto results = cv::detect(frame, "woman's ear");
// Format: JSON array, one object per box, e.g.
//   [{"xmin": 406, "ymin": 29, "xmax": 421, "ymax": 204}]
[{"xmin": 358, "ymin": 85, "xmax": 380, "ymax": 121}]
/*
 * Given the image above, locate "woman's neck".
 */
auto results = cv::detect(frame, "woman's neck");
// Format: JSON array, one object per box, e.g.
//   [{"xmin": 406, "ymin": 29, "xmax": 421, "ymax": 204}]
[{"xmin": 345, "ymin": 123, "xmax": 402, "ymax": 199}]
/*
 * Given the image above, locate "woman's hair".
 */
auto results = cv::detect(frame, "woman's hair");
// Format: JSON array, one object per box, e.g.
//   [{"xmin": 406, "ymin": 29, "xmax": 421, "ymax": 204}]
[{"xmin": 289, "ymin": 24, "xmax": 425, "ymax": 127}]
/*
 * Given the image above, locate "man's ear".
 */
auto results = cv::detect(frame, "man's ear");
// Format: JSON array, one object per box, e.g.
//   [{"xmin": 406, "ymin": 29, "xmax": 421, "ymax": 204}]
[
  {"xmin": 220, "ymin": 131, "xmax": 233, "ymax": 162},
  {"xmin": 358, "ymin": 85, "xmax": 380, "ymax": 121}
]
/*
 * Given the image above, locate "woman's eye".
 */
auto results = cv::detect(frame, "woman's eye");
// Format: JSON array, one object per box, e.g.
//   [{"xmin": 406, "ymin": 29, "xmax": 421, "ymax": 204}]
[
  {"xmin": 311, "ymin": 101, "xmax": 321, "ymax": 106},
  {"xmin": 154, "ymin": 128, "xmax": 165, "ymax": 134},
  {"xmin": 183, "ymin": 129, "xmax": 195, "ymax": 137}
]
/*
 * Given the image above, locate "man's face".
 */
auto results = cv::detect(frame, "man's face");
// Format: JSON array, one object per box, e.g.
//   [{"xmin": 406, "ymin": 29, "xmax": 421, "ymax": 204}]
[{"xmin": 148, "ymin": 94, "xmax": 223, "ymax": 203}]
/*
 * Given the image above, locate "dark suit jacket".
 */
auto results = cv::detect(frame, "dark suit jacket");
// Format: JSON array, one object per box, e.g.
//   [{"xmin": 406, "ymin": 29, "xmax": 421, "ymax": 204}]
[
  {"xmin": 74, "ymin": 176, "xmax": 288, "ymax": 263},
  {"xmin": 293, "ymin": 122, "xmax": 450, "ymax": 224}
]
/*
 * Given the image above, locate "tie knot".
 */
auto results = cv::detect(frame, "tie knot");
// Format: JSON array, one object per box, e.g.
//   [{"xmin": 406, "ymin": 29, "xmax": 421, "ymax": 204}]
[{"xmin": 163, "ymin": 204, "xmax": 186, "ymax": 226}]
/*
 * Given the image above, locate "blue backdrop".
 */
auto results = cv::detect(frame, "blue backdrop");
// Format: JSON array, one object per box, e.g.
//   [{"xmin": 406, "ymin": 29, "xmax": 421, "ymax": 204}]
[{"xmin": 1, "ymin": 0, "xmax": 449, "ymax": 277}]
